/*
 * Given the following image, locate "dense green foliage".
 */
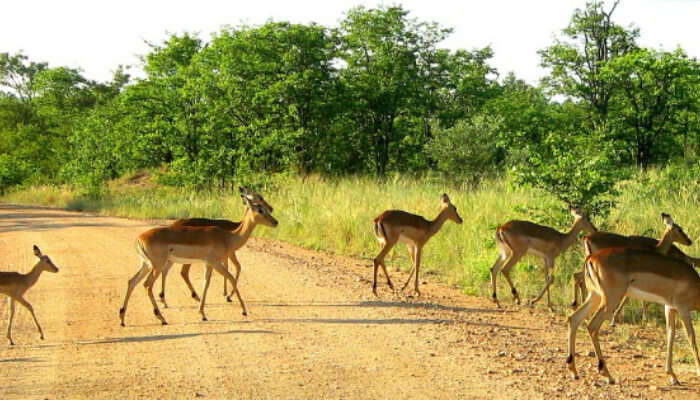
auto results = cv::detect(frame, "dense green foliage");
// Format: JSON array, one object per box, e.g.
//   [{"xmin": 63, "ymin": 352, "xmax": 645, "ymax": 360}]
[{"xmin": 2, "ymin": 2, "xmax": 700, "ymax": 213}]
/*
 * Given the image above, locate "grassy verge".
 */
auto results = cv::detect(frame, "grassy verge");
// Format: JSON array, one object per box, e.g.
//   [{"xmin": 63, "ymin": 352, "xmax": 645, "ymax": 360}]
[{"xmin": 3, "ymin": 170, "xmax": 700, "ymax": 326}]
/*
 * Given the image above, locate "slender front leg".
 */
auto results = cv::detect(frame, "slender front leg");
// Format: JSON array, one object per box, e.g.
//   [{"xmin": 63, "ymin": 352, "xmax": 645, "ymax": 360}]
[
  {"xmin": 413, "ymin": 246, "xmax": 422, "ymax": 296},
  {"xmin": 610, "ymin": 296, "xmax": 630, "ymax": 326},
  {"xmin": 226, "ymin": 254, "xmax": 242, "ymax": 302},
  {"xmin": 199, "ymin": 266, "xmax": 214, "ymax": 321},
  {"xmin": 6, "ymin": 298, "xmax": 16, "ymax": 345},
  {"xmin": 401, "ymin": 245, "xmax": 417, "ymax": 292},
  {"xmin": 664, "ymin": 306, "xmax": 679, "ymax": 385},
  {"xmin": 14, "ymin": 296, "xmax": 44, "ymax": 340},
  {"xmin": 159, "ymin": 260, "xmax": 173, "ymax": 308},
  {"xmin": 530, "ymin": 258, "xmax": 554, "ymax": 307},
  {"xmin": 210, "ymin": 260, "xmax": 247, "ymax": 316}
]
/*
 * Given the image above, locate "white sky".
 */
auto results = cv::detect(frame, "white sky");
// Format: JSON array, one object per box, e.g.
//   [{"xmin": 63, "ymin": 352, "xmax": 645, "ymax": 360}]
[{"xmin": 1, "ymin": 0, "xmax": 699, "ymax": 85}]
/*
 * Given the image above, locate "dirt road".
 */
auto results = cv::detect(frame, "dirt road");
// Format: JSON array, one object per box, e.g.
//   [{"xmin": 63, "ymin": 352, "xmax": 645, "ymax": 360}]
[{"xmin": 0, "ymin": 204, "xmax": 698, "ymax": 399}]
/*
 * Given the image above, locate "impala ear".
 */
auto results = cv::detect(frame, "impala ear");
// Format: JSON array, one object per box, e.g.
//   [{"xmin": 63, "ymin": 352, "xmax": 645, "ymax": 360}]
[
  {"xmin": 661, "ymin": 213, "xmax": 673, "ymax": 227},
  {"xmin": 441, "ymin": 193, "xmax": 450, "ymax": 204},
  {"xmin": 33, "ymin": 245, "xmax": 42, "ymax": 257}
]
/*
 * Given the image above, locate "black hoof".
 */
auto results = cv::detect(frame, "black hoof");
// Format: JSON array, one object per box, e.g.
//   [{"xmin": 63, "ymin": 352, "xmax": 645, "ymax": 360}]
[
  {"xmin": 202, "ymin": 316, "xmax": 208, "ymax": 321},
  {"xmin": 226, "ymin": 296, "xmax": 232, "ymax": 303},
  {"xmin": 161, "ymin": 321, "xmax": 168, "ymax": 326},
  {"xmin": 242, "ymin": 311, "xmax": 248, "ymax": 316},
  {"xmin": 120, "ymin": 322, "xmax": 125, "ymax": 327}
]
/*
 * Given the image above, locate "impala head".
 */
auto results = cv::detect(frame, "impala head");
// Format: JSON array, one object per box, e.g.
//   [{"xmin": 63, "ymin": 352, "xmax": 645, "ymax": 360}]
[
  {"xmin": 33, "ymin": 245, "xmax": 59, "ymax": 273},
  {"xmin": 569, "ymin": 205, "xmax": 597, "ymax": 233},
  {"xmin": 440, "ymin": 193, "xmax": 463, "ymax": 224},
  {"xmin": 241, "ymin": 193, "xmax": 279, "ymax": 228},
  {"xmin": 661, "ymin": 213, "xmax": 692, "ymax": 246},
  {"xmin": 239, "ymin": 186, "xmax": 274, "ymax": 213}
]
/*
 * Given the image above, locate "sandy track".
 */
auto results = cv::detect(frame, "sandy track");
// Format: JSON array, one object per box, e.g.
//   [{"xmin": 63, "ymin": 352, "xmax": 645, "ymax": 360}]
[{"xmin": 0, "ymin": 204, "xmax": 699, "ymax": 399}]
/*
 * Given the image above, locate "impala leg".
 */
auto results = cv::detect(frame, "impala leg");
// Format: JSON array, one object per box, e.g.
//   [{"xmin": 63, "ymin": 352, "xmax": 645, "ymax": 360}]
[
  {"xmin": 158, "ymin": 260, "xmax": 173, "ymax": 308},
  {"xmin": 664, "ymin": 306, "xmax": 680, "ymax": 385},
  {"xmin": 588, "ymin": 302, "xmax": 616, "ymax": 384},
  {"xmin": 679, "ymin": 309, "xmax": 700, "ymax": 379},
  {"xmin": 199, "ymin": 266, "xmax": 214, "ymax": 321},
  {"xmin": 373, "ymin": 242, "xmax": 395, "ymax": 296},
  {"xmin": 6, "ymin": 298, "xmax": 16, "ymax": 345},
  {"xmin": 498, "ymin": 252, "xmax": 524, "ymax": 305},
  {"xmin": 571, "ymin": 271, "xmax": 584, "ymax": 308},
  {"xmin": 567, "ymin": 291, "xmax": 600, "ymax": 380},
  {"xmin": 223, "ymin": 258, "xmax": 229, "ymax": 298},
  {"xmin": 119, "ymin": 262, "xmax": 150, "ymax": 327},
  {"xmin": 179, "ymin": 264, "xmax": 199, "ymax": 301},
  {"xmin": 530, "ymin": 258, "xmax": 554, "ymax": 307},
  {"xmin": 610, "ymin": 296, "xmax": 629, "ymax": 326},
  {"xmin": 211, "ymin": 260, "xmax": 247, "ymax": 317},
  {"xmin": 226, "ymin": 254, "xmax": 242, "ymax": 302},
  {"xmin": 489, "ymin": 252, "xmax": 507, "ymax": 307},
  {"xmin": 144, "ymin": 268, "xmax": 167, "ymax": 325},
  {"xmin": 642, "ymin": 302, "xmax": 649, "ymax": 323},
  {"xmin": 413, "ymin": 246, "xmax": 422, "ymax": 296},
  {"xmin": 14, "ymin": 296, "xmax": 44, "ymax": 340},
  {"xmin": 401, "ymin": 245, "xmax": 417, "ymax": 292}
]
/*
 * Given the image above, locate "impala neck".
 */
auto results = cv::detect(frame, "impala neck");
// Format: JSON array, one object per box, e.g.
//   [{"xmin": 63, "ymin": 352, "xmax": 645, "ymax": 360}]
[
  {"xmin": 655, "ymin": 227, "xmax": 675, "ymax": 254},
  {"xmin": 228, "ymin": 207, "xmax": 257, "ymax": 251},
  {"xmin": 24, "ymin": 261, "xmax": 45, "ymax": 289},
  {"xmin": 428, "ymin": 207, "xmax": 452, "ymax": 238},
  {"xmin": 559, "ymin": 218, "xmax": 586, "ymax": 252}
]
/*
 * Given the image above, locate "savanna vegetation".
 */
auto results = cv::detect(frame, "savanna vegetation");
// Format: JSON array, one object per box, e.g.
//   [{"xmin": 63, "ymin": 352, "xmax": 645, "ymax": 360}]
[{"xmin": 3, "ymin": 1, "xmax": 700, "ymax": 322}]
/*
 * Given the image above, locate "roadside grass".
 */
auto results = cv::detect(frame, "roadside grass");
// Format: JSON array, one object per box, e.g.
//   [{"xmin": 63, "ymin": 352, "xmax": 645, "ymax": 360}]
[{"xmin": 3, "ymin": 170, "xmax": 700, "ymax": 329}]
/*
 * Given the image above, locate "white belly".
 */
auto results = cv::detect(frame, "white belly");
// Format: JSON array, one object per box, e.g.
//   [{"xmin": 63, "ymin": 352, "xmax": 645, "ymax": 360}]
[
  {"xmin": 398, "ymin": 234, "xmax": 410, "ymax": 244},
  {"xmin": 168, "ymin": 255, "xmax": 204, "ymax": 264},
  {"xmin": 626, "ymin": 287, "xmax": 667, "ymax": 305}
]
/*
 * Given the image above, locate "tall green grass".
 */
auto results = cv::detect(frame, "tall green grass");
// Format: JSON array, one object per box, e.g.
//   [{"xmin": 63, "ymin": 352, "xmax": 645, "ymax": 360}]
[{"xmin": 3, "ymin": 170, "xmax": 699, "ymax": 324}]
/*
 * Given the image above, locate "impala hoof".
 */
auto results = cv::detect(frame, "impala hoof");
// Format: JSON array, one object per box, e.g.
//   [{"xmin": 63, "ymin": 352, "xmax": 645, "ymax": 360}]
[
  {"xmin": 226, "ymin": 296, "xmax": 232, "ymax": 303},
  {"xmin": 161, "ymin": 321, "xmax": 168, "ymax": 326},
  {"xmin": 202, "ymin": 316, "xmax": 208, "ymax": 322},
  {"xmin": 120, "ymin": 322, "xmax": 125, "ymax": 327},
  {"xmin": 242, "ymin": 311, "xmax": 248, "ymax": 317}
]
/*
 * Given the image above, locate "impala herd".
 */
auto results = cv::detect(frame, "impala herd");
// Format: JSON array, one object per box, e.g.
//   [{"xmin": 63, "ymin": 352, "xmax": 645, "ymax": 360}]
[{"xmin": 3, "ymin": 188, "xmax": 700, "ymax": 386}]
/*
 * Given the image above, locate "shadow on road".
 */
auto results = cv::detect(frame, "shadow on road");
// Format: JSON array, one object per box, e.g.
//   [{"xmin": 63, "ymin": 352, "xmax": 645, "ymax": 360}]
[
  {"xmin": 77, "ymin": 329, "xmax": 278, "ymax": 345},
  {"xmin": 260, "ymin": 300, "xmax": 503, "ymax": 315}
]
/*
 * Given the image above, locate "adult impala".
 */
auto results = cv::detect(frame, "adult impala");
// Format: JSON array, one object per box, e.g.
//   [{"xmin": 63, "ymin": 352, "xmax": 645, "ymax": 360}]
[
  {"xmin": 571, "ymin": 213, "xmax": 693, "ymax": 324},
  {"xmin": 119, "ymin": 188, "xmax": 278, "ymax": 326},
  {"xmin": 158, "ymin": 188, "xmax": 274, "ymax": 307},
  {"xmin": 372, "ymin": 193, "xmax": 462, "ymax": 296},
  {"xmin": 567, "ymin": 247, "xmax": 700, "ymax": 385},
  {"xmin": 490, "ymin": 206, "xmax": 596, "ymax": 308},
  {"xmin": 0, "ymin": 245, "xmax": 59, "ymax": 345}
]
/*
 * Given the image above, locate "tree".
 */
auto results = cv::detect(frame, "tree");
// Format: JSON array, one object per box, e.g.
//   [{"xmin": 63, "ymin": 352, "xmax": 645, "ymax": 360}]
[
  {"xmin": 539, "ymin": 0, "xmax": 638, "ymax": 124},
  {"xmin": 338, "ymin": 5, "xmax": 452, "ymax": 175},
  {"xmin": 603, "ymin": 48, "xmax": 700, "ymax": 168}
]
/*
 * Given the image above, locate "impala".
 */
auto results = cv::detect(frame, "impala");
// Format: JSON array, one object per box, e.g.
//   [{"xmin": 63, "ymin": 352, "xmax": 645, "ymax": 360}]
[
  {"xmin": 119, "ymin": 189, "xmax": 278, "ymax": 326},
  {"xmin": 567, "ymin": 247, "xmax": 700, "ymax": 385},
  {"xmin": 0, "ymin": 245, "xmax": 59, "ymax": 345},
  {"xmin": 490, "ymin": 206, "xmax": 596, "ymax": 308},
  {"xmin": 158, "ymin": 188, "xmax": 274, "ymax": 307},
  {"xmin": 571, "ymin": 213, "xmax": 693, "ymax": 325},
  {"xmin": 372, "ymin": 193, "xmax": 463, "ymax": 297}
]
